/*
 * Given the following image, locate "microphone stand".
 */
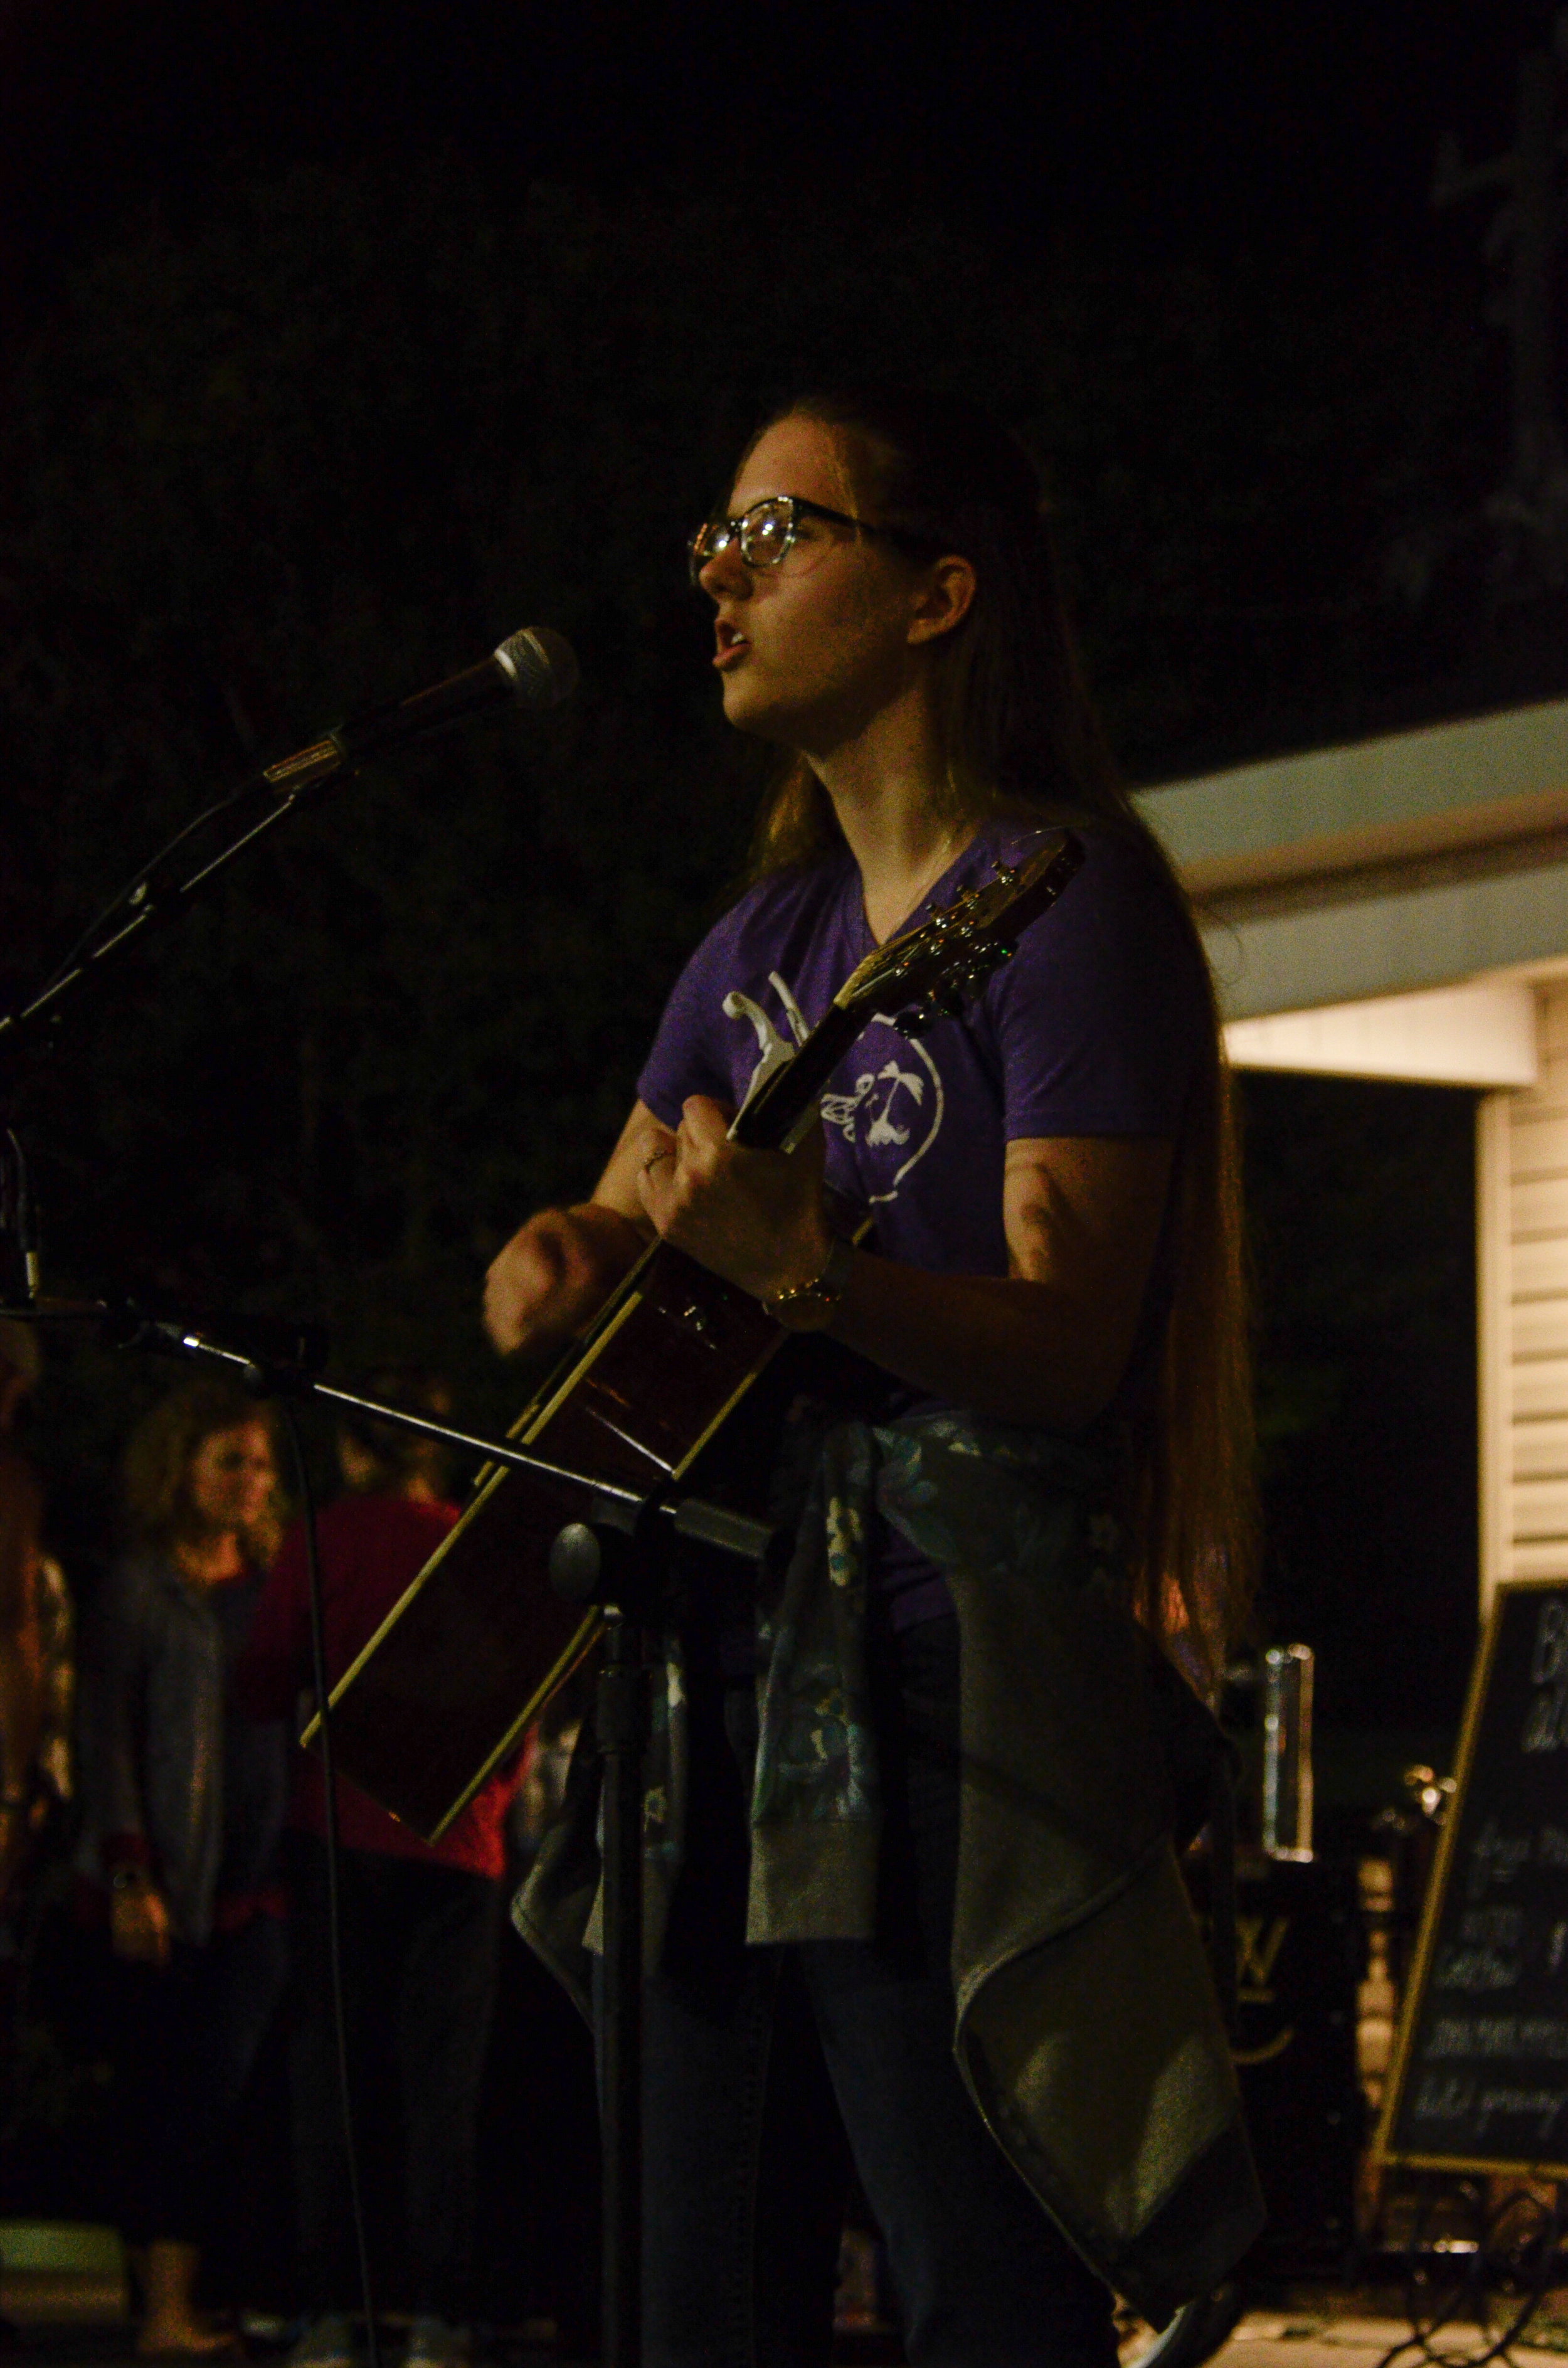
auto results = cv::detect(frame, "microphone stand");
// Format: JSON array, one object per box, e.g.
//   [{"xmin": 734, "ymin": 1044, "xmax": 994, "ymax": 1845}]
[
  {"xmin": 0, "ymin": 751, "xmax": 761, "ymax": 2368},
  {"xmin": 1, "ymin": 777, "xmax": 327, "ymax": 1060}
]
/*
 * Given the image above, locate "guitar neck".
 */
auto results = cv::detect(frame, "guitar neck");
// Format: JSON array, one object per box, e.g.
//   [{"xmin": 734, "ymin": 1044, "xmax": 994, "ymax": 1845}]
[
  {"xmin": 728, "ymin": 1004, "xmax": 865, "ymax": 1152},
  {"xmin": 728, "ymin": 831, "xmax": 1084, "ymax": 1156}
]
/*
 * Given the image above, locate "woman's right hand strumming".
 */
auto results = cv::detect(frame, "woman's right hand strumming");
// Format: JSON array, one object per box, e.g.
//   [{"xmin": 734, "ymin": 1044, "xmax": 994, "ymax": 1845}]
[
  {"xmin": 483, "ymin": 1101, "xmax": 676, "ymax": 1357},
  {"xmin": 482, "ymin": 1204, "xmax": 646, "ymax": 1356}
]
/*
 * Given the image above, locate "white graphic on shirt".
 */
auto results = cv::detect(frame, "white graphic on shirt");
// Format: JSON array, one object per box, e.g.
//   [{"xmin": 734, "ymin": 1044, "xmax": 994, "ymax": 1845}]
[
  {"xmin": 724, "ymin": 974, "xmax": 812, "ymax": 1122},
  {"xmin": 835, "ymin": 1022, "xmax": 944, "ymax": 1203},
  {"xmin": 822, "ymin": 1058, "xmax": 923, "ymax": 1145},
  {"xmin": 723, "ymin": 979, "xmax": 945, "ymax": 1206}
]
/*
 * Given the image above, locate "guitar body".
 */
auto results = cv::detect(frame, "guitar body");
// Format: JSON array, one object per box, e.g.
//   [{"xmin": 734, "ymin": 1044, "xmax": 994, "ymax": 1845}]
[
  {"xmin": 314, "ymin": 1234, "xmax": 790, "ymax": 1838},
  {"xmin": 313, "ymin": 830, "xmax": 1086, "ymax": 1839}
]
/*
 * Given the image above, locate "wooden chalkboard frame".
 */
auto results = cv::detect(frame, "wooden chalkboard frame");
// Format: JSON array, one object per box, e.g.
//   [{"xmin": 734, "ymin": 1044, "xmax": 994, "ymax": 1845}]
[{"xmin": 1376, "ymin": 1576, "xmax": 1568, "ymax": 2179}]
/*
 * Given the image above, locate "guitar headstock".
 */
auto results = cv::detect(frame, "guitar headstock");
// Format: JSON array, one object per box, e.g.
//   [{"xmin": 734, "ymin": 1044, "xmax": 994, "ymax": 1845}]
[{"xmin": 834, "ymin": 829, "xmax": 1085, "ymax": 1036}]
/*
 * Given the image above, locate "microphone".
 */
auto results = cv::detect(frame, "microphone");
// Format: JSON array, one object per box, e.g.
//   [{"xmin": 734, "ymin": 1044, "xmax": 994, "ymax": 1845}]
[{"xmin": 262, "ymin": 626, "xmax": 580, "ymax": 794}]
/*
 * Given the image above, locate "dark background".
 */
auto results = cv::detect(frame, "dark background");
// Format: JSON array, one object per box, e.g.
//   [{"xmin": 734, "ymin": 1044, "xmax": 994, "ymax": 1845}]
[{"xmin": 2, "ymin": 0, "xmax": 1549, "ymax": 1755}]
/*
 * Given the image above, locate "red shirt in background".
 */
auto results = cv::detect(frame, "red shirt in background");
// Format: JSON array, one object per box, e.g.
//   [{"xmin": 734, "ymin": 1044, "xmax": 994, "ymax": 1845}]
[{"xmin": 237, "ymin": 1494, "xmax": 516, "ymax": 1879}]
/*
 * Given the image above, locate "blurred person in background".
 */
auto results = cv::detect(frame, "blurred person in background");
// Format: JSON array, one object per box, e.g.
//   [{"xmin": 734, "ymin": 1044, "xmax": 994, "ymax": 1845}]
[
  {"xmin": 239, "ymin": 1369, "xmax": 519, "ymax": 2368},
  {"xmin": 0, "ymin": 1309, "xmax": 73, "ymax": 2172},
  {"xmin": 0, "ymin": 1312, "xmax": 73, "ymax": 2011},
  {"xmin": 0, "ymin": 1317, "xmax": 51, "ymax": 1904},
  {"xmin": 76, "ymin": 1375, "xmax": 290, "ymax": 2357}
]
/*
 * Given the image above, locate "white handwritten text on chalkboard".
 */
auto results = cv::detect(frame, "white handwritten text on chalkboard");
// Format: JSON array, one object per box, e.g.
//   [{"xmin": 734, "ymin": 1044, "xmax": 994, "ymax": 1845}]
[
  {"xmin": 1435, "ymin": 1903, "xmax": 1525, "ymax": 1990},
  {"xmin": 1382, "ymin": 1585, "xmax": 1568, "ymax": 2174},
  {"xmin": 1412, "ymin": 2075, "xmax": 1567, "ymax": 2140},
  {"xmin": 1523, "ymin": 1602, "xmax": 1568, "ymax": 1751},
  {"xmin": 1428, "ymin": 2016, "xmax": 1568, "ymax": 2059}
]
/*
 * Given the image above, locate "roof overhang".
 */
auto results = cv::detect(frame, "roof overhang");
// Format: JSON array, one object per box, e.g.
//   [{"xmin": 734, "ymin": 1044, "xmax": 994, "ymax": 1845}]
[
  {"xmin": 1138, "ymin": 698, "xmax": 1568, "ymax": 1061},
  {"xmin": 1223, "ymin": 976, "xmax": 1541, "ymax": 1088}
]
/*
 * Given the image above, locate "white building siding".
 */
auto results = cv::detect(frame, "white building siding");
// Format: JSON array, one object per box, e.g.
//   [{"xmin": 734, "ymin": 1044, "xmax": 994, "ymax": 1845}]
[
  {"xmin": 1481, "ymin": 981, "xmax": 1568, "ymax": 1609},
  {"xmin": 1140, "ymin": 700, "xmax": 1568, "ymax": 1617}
]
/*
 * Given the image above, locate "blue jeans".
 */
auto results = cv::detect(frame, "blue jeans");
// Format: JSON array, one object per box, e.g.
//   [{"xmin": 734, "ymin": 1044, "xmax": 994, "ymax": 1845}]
[{"xmin": 630, "ymin": 1611, "xmax": 1117, "ymax": 2368}]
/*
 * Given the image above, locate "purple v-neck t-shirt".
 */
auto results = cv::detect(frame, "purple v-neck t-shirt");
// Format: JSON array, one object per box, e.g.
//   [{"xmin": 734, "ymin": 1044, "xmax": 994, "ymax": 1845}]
[{"xmin": 636, "ymin": 820, "xmax": 1207, "ymax": 1628}]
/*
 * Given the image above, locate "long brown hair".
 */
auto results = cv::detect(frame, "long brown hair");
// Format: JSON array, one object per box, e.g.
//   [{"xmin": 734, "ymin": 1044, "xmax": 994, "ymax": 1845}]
[
  {"xmin": 121, "ymin": 1375, "xmax": 283, "ymax": 1563},
  {"xmin": 734, "ymin": 386, "xmax": 1254, "ymax": 1677}
]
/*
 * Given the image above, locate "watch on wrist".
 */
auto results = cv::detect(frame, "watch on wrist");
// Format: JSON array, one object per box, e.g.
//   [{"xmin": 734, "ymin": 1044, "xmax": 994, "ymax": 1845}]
[{"xmin": 762, "ymin": 1235, "xmax": 854, "ymax": 1332}]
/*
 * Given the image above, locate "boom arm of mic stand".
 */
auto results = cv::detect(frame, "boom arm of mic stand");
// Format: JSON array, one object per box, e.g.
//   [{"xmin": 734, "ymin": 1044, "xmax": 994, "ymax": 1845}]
[
  {"xmin": 118, "ymin": 1314, "xmax": 777, "ymax": 1561},
  {"xmin": 0, "ymin": 782, "xmax": 331, "ymax": 1059},
  {"xmin": 119, "ymin": 1315, "xmax": 648, "ymax": 1513},
  {"xmin": 0, "ymin": 743, "xmax": 371, "ymax": 1309}
]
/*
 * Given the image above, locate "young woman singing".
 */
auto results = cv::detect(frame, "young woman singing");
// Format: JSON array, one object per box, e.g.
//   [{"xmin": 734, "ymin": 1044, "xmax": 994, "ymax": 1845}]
[{"xmin": 485, "ymin": 387, "xmax": 1261, "ymax": 2368}]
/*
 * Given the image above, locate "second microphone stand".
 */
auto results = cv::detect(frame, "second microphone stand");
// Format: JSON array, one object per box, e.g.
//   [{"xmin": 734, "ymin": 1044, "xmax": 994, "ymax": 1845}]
[{"xmin": 102, "ymin": 1307, "xmax": 767, "ymax": 2368}]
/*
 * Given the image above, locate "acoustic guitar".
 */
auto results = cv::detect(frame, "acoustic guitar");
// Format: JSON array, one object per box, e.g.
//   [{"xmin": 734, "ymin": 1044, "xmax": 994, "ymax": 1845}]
[{"xmin": 307, "ymin": 830, "xmax": 1085, "ymax": 1839}]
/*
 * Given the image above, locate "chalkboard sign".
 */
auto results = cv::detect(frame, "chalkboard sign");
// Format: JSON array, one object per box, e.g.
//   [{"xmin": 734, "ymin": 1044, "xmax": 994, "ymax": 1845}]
[{"xmin": 1379, "ymin": 1578, "xmax": 1568, "ymax": 2176}]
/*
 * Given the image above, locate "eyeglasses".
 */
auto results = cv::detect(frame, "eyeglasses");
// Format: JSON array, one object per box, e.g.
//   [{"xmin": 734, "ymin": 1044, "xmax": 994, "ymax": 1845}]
[{"xmin": 687, "ymin": 495, "xmax": 886, "ymax": 587}]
